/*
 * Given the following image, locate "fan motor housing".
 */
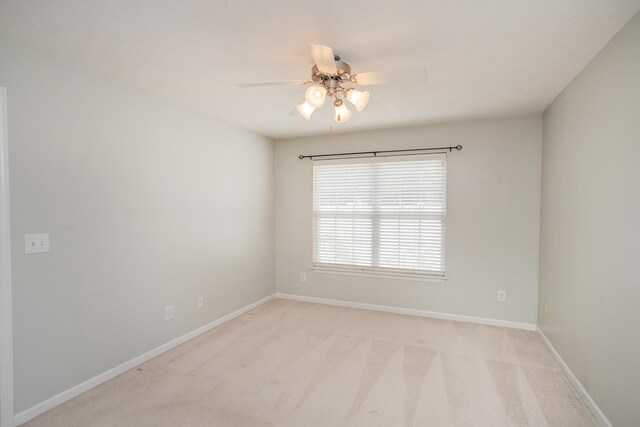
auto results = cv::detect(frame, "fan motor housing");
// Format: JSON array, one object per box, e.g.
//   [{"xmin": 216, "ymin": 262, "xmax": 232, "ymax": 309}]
[{"xmin": 311, "ymin": 60, "xmax": 352, "ymax": 83}]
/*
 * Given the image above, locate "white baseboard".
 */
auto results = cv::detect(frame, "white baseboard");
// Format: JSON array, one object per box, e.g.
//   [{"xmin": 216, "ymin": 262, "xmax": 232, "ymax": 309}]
[
  {"xmin": 15, "ymin": 292, "xmax": 608, "ymax": 427},
  {"xmin": 275, "ymin": 292, "xmax": 536, "ymax": 331},
  {"xmin": 14, "ymin": 293, "xmax": 276, "ymax": 426},
  {"xmin": 537, "ymin": 327, "xmax": 611, "ymax": 427}
]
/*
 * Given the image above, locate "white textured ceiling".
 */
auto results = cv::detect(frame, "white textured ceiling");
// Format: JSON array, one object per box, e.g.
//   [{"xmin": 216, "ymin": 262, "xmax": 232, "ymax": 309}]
[{"xmin": 1, "ymin": 1, "xmax": 639, "ymax": 138}]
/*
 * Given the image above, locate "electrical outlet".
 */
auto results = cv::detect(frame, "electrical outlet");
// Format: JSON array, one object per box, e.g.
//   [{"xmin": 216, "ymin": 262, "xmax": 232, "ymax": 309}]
[
  {"xmin": 197, "ymin": 296, "xmax": 204, "ymax": 308},
  {"xmin": 300, "ymin": 272, "xmax": 307, "ymax": 282},
  {"xmin": 497, "ymin": 290, "xmax": 507, "ymax": 302},
  {"xmin": 165, "ymin": 305, "xmax": 174, "ymax": 321},
  {"xmin": 25, "ymin": 233, "xmax": 50, "ymax": 254}
]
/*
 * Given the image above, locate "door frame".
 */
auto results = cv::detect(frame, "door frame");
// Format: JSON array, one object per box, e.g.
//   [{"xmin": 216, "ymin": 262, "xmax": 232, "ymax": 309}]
[{"xmin": 0, "ymin": 86, "xmax": 14, "ymax": 426}]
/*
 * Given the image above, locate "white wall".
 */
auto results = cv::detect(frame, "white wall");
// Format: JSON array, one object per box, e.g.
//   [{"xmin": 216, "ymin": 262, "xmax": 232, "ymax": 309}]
[
  {"xmin": 539, "ymin": 11, "xmax": 640, "ymax": 427},
  {"xmin": 0, "ymin": 33, "xmax": 275, "ymax": 413},
  {"xmin": 275, "ymin": 115, "xmax": 541, "ymax": 324}
]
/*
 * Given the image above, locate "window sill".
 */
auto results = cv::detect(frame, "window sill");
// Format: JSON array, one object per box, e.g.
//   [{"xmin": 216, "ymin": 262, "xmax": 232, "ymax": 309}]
[{"xmin": 310, "ymin": 266, "xmax": 446, "ymax": 283}]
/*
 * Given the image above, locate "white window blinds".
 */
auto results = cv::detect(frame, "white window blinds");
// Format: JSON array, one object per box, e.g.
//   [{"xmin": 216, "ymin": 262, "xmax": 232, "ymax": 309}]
[{"xmin": 313, "ymin": 153, "xmax": 446, "ymax": 278}]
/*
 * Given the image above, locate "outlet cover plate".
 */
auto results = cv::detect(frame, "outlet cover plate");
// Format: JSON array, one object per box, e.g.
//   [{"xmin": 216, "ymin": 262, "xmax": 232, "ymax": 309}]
[
  {"xmin": 497, "ymin": 290, "xmax": 507, "ymax": 302},
  {"xmin": 25, "ymin": 233, "xmax": 50, "ymax": 254}
]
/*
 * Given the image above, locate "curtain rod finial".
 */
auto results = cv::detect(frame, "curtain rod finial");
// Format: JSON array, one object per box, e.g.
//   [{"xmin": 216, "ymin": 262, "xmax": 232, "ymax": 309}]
[{"xmin": 456, "ymin": 145, "xmax": 462, "ymax": 150}]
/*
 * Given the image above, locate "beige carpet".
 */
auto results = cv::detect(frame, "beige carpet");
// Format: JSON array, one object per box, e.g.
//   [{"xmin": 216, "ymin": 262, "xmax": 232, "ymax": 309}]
[{"xmin": 24, "ymin": 298, "xmax": 597, "ymax": 426}]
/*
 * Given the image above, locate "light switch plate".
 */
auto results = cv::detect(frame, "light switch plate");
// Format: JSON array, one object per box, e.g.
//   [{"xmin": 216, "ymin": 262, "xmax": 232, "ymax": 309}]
[{"xmin": 25, "ymin": 233, "xmax": 50, "ymax": 254}]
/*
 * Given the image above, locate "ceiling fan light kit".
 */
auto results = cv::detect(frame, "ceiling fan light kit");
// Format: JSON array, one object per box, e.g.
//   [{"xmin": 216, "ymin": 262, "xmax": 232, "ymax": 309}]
[
  {"xmin": 304, "ymin": 86, "xmax": 327, "ymax": 108},
  {"xmin": 296, "ymin": 46, "xmax": 368, "ymax": 123},
  {"xmin": 333, "ymin": 99, "xmax": 352, "ymax": 123},
  {"xmin": 296, "ymin": 101, "xmax": 315, "ymax": 120},
  {"xmin": 345, "ymin": 88, "xmax": 370, "ymax": 111},
  {"xmin": 238, "ymin": 44, "xmax": 426, "ymax": 128}
]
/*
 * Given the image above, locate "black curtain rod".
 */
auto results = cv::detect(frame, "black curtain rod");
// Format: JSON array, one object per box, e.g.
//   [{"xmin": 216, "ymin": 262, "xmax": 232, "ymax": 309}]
[{"xmin": 298, "ymin": 144, "xmax": 462, "ymax": 160}]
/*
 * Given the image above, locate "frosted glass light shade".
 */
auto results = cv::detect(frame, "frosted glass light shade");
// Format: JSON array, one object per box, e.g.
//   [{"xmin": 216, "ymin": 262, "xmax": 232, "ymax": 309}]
[
  {"xmin": 345, "ymin": 89, "xmax": 370, "ymax": 111},
  {"xmin": 296, "ymin": 101, "xmax": 315, "ymax": 120},
  {"xmin": 334, "ymin": 102, "xmax": 352, "ymax": 122},
  {"xmin": 304, "ymin": 86, "xmax": 327, "ymax": 108}
]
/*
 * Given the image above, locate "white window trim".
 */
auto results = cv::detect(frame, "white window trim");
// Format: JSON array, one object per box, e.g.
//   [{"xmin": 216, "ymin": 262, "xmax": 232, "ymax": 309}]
[
  {"xmin": 311, "ymin": 265, "xmax": 446, "ymax": 283},
  {"xmin": 312, "ymin": 153, "xmax": 447, "ymax": 280}
]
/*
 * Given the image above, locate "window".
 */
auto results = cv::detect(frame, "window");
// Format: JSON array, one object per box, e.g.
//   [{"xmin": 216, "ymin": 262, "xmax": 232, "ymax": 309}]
[{"xmin": 313, "ymin": 154, "xmax": 446, "ymax": 279}]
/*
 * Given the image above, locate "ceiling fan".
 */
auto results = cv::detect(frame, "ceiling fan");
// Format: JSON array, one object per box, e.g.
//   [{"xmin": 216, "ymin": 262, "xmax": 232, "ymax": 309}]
[{"xmin": 237, "ymin": 44, "xmax": 427, "ymax": 124}]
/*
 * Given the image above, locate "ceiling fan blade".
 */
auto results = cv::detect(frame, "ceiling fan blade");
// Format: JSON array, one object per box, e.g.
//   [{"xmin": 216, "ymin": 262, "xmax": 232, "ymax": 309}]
[
  {"xmin": 309, "ymin": 44, "xmax": 337, "ymax": 75},
  {"xmin": 352, "ymin": 67, "xmax": 427, "ymax": 85},
  {"xmin": 237, "ymin": 80, "xmax": 309, "ymax": 88}
]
